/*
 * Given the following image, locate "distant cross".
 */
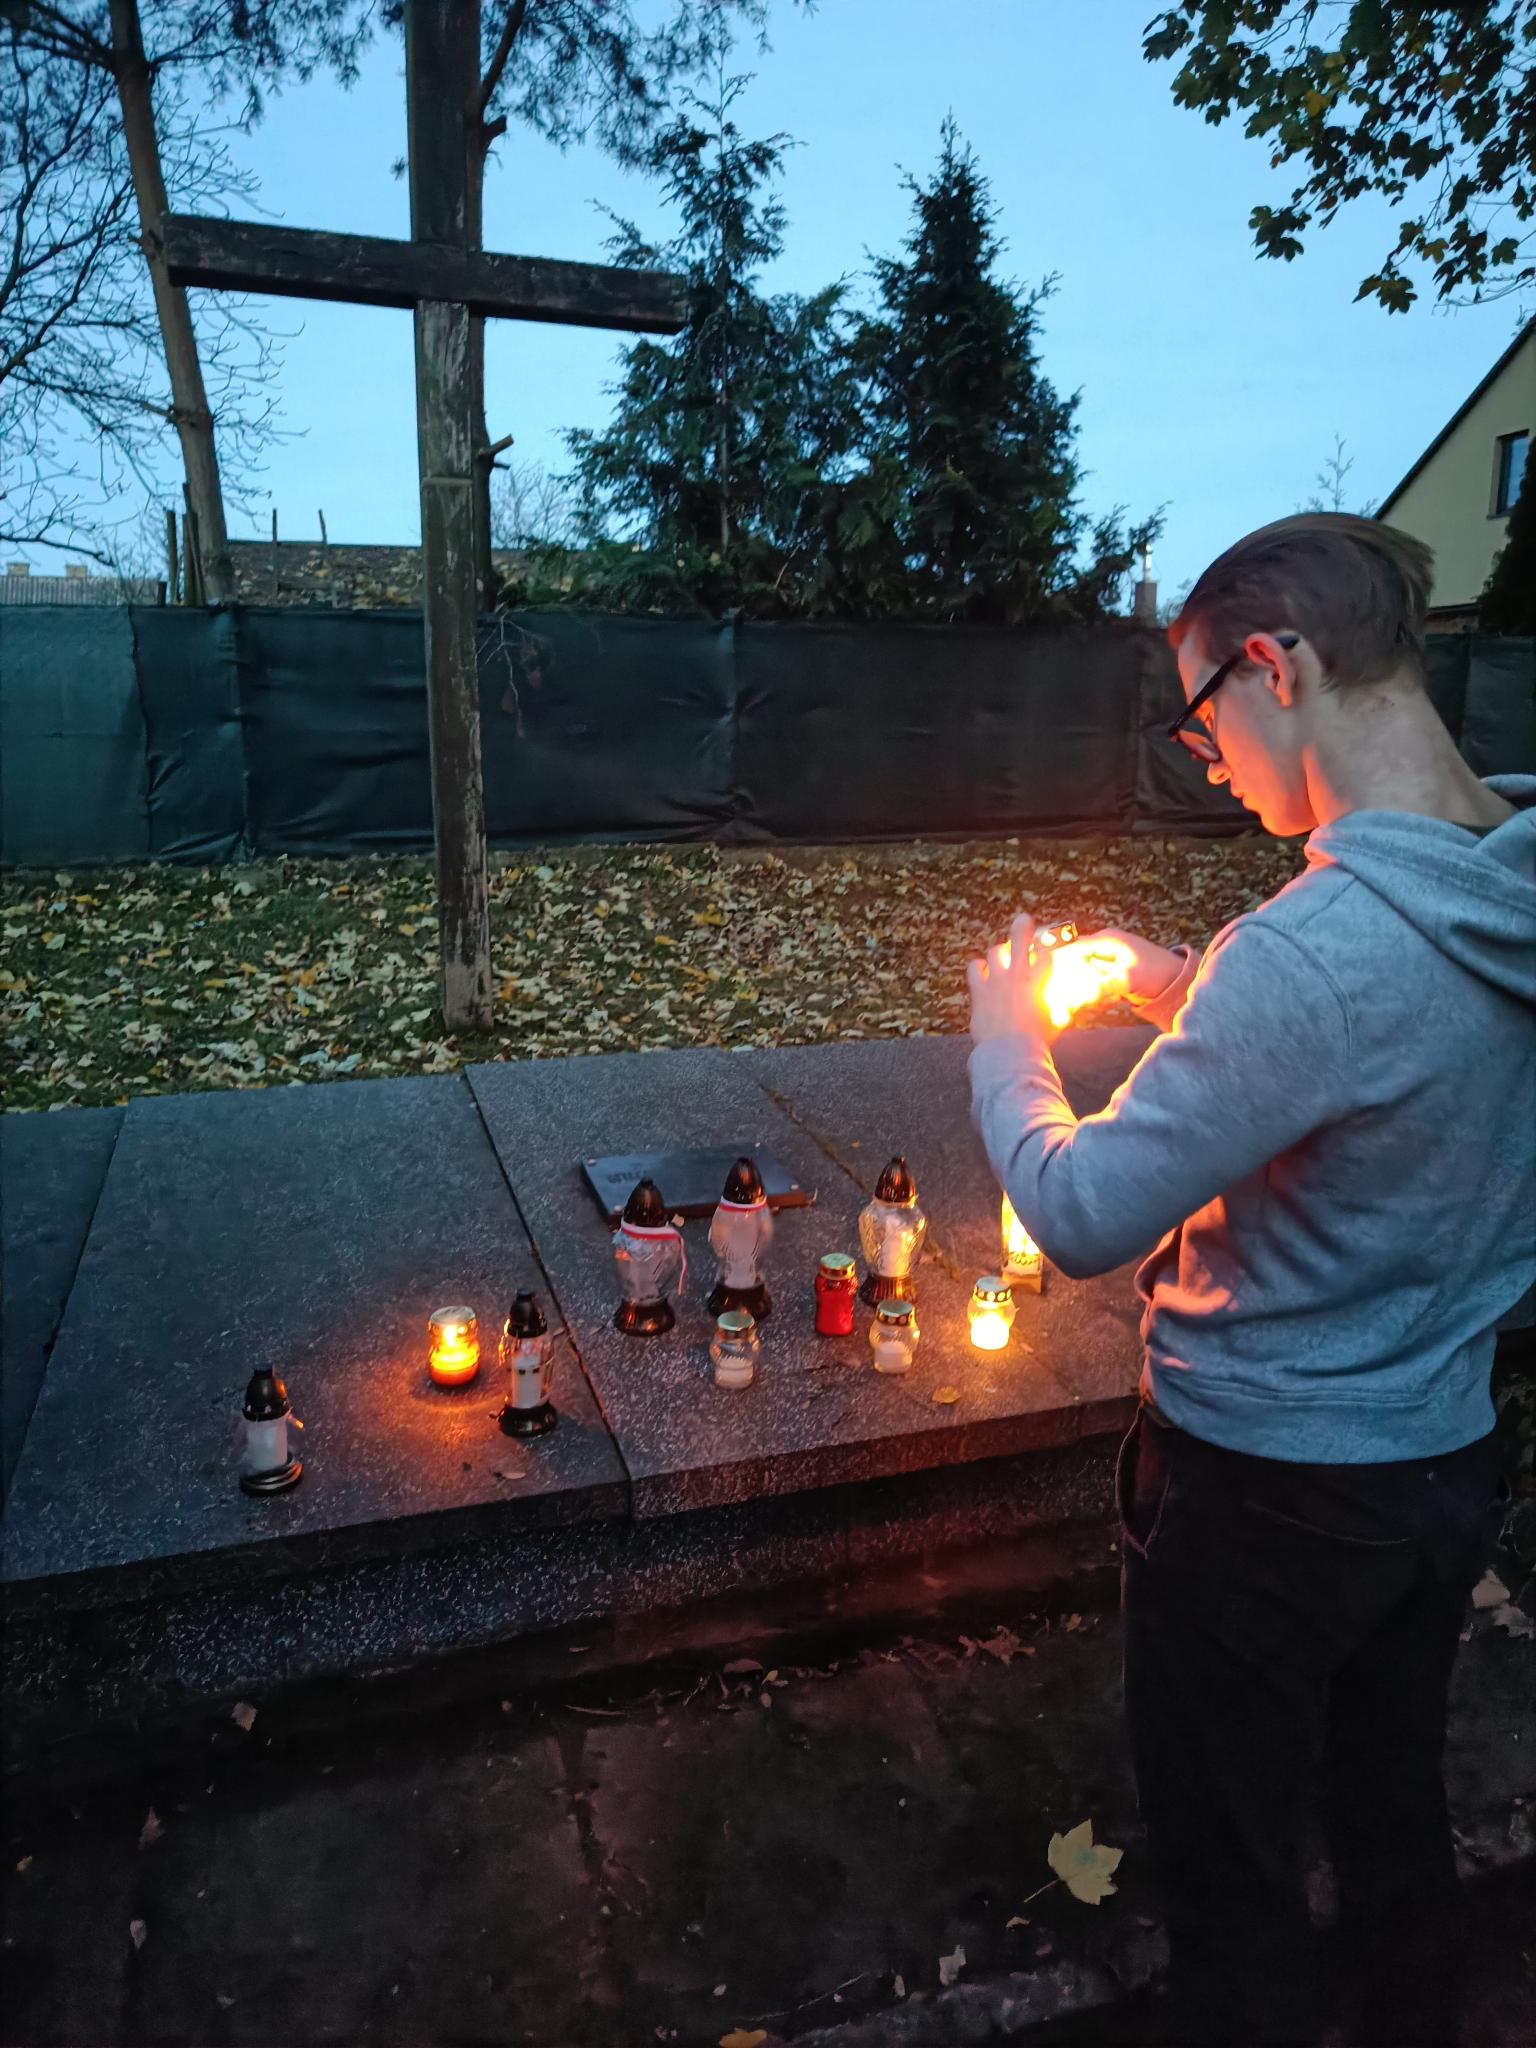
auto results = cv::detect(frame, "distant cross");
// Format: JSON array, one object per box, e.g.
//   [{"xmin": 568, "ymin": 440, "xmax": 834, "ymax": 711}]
[{"xmin": 161, "ymin": 1, "xmax": 685, "ymax": 1031}]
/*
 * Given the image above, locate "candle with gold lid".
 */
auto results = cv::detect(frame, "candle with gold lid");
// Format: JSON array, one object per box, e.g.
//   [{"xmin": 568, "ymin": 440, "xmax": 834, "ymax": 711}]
[
  {"xmin": 1000, "ymin": 1193, "xmax": 1044, "ymax": 1293},
  {"xmin": 968, "ymin": 1275, "xmax": 1017, "ymax": 1352}
]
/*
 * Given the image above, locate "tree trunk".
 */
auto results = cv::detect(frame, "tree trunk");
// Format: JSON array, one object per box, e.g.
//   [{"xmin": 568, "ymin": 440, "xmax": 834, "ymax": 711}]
[
  {"xmin": 108, "ymin": 0, "xmax": 234, "ymax": 605},
  {"xmin": 465, "ymin": 112, "xmax": 498, "ymax": 613}
]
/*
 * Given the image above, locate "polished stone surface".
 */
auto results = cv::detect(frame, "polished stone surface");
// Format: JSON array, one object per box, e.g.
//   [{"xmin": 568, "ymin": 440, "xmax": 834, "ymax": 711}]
[
  {"xmin": 2, "ymin": 1078, "xmax": 627, "ymax": 1608},
  {"xmin": 1, "ymin": 1107, "xmax": 122, "ymax": 1502},
  {"xmin": 470, "ymin": 1033, "xmax": 1149, "ymax": 1520}
]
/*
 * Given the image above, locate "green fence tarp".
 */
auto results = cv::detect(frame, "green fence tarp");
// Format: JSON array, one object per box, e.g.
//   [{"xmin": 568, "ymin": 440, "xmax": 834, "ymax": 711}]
[{"xmin": 2, "ymin": 609, "xmax": 1532, "ymax": 868}]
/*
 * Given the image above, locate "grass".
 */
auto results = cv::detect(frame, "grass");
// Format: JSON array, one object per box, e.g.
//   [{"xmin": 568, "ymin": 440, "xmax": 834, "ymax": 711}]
[{"xmin": 0, "ymin": 834, "xmax": 1307, "ymax": 1114}]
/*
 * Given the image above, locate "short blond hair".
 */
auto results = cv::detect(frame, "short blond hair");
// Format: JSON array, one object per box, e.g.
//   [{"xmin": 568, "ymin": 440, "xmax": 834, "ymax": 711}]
[{"xmin": 1170, "ymin": 513, "xmax": 1434, "ymax": 687}]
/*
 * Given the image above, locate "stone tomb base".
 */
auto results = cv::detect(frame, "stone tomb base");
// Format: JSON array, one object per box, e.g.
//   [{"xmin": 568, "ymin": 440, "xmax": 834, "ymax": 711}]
[{"xmin": 1, "ymin": 1031, "xmax": 1153, "ymax": 1726}]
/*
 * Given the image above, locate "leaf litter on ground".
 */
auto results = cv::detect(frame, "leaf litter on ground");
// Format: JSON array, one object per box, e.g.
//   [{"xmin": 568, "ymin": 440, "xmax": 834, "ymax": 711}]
[{"xmin": 0, "ymin": 835, "xmax": 1303, "ymax": 1112}]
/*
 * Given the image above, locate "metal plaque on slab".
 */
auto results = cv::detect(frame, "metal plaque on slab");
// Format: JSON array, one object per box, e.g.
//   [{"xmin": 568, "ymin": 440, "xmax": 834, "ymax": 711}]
[{"xmin": 582, "ymin": 1146, "xmax": 815, "ymax": 1224}]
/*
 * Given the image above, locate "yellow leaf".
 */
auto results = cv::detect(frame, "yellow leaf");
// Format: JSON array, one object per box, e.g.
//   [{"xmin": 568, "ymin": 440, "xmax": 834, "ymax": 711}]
[
  {"xmin": 932, "ymin": 1385, "xmax": 960, "ymax": 1405},
  {"xmin": 653, "ymin": 933, "xmax": 677, "ymax": 946},
  {"xmin": 695, "ymin": 910, "xmax": 728, "ymax": 927},
  {"xmin": 397, "ymin": 924, "xmax": 416, "ymax": 937},
  {"xmin": 720, "ymin": 2033, "xmax": 766, "ymax": 2048},
  {"xmin": 1047, "ymin": 1819, "xmax": 1123, "ymax": 1905}
]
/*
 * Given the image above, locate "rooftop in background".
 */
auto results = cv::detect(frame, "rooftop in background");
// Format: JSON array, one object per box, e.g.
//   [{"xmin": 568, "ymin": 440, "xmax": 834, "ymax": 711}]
[{"xmin": 1, "ymin": 563, "xmax": 165, "ymax": 606}]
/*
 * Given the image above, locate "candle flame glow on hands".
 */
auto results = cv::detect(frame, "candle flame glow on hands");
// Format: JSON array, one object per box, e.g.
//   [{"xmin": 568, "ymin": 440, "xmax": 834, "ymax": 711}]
[{"xmin": 1041, "ymin": 938, "xmax": 1137, "ymax": 1029}]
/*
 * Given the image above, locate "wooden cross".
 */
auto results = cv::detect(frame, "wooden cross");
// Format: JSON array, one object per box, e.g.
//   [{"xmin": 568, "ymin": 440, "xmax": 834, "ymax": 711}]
[{"xmin": 160, "ymin": 1, "xmax": 685, "ymax": 1031}]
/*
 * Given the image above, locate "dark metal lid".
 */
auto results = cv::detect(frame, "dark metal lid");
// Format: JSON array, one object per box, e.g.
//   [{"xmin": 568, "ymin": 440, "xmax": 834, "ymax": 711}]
[
  {"xmin": 873, "ymin": 1155, "xmax": 917, "ymax": 1204},
  {"xmin": 506, "ymin": 1288, "xmax": 547, "ymax": 1337},
  {"xmin": 242, "ymin": 1367, "xmax": 291, "ymax": 1421},
  {"xmin": 622, "ymin": 1177, "xmax": 668, "ymax": 1226},
  {"xmin": 721, "ymin": 1155, "xmax": 766, "ymax": 1204},
  {"xmin": 972, "ymin": 1275, "xmax": 1014, "ymax": 1305}
]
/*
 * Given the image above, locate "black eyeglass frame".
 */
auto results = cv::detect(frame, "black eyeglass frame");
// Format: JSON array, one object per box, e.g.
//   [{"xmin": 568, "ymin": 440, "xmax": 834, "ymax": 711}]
[{"xmin": 1165, "ymin": 633, "xmax": 1300, "ymax": 760}]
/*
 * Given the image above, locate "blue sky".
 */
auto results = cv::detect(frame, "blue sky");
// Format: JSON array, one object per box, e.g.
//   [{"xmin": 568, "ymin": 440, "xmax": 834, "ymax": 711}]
[{"xmin": 52, "ymin": 0, "xmax": 1530, "ymax": 593}]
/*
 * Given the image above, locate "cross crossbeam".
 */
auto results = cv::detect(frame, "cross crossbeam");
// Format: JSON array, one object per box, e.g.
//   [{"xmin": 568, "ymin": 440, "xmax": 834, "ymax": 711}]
[{"xmin": 161, "ymin": 214, "xmax": 685, "ymax": 334}]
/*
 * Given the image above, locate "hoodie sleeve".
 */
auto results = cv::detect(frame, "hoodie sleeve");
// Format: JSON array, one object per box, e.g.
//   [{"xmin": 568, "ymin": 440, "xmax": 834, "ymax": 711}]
[{"xmin": 968, "ymin": 919, "xmax": 1355, "ymax": 1279}]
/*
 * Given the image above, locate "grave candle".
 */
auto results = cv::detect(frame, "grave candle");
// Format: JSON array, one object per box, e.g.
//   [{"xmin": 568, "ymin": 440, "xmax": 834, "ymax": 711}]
[
  {"xmin": 612, "ymin": 1178, "xmax": 685, "ymax": 1335},
  {"xmin": 707, "ymin": 1156, "xmax": 774, "ymax": 1322},
  {"xmin": 1001, "ymin": 1193, "xmax": 1044, "ymax": 1293},
  {"xmin": 968, "ymin": 1276, "xmax": 1017, "ymax": 1352},
  {"xmin": 499, "ymin": 1289, "xmax": 557, "ymax": 1438},
  {"xmin": 1042, "ymin": 933, "xmax": 1136, "ymax": 1030},
  {"xmin": 428, "ymin": 1305, "xmax": 481, "ymax": 1387},
  {"xmin": 239, "ymin": 1366, "xmax": 302, "ymax": 1495},
  {"xmin": 814, "ymin": 1251, "xmax": 858, "ymax": 1335},
  {"xmin": 869, "ymin": 1297, "xmax": 920, "ymax": 1373},
  {"xmin": 858, "ymin": 1156, "xmax": 928, "ymax": 1306},
  {"xmin": 710, "ymin": 1308, "xmax": 760, "ymax": 1389}
]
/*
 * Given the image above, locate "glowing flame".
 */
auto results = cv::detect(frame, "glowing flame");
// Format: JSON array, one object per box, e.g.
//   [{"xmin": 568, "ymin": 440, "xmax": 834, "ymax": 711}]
[
  {"xmin": 1042, "ymin": 938, "xmax": 1136, "ymax": 1029},
  {"xmin": 969, "ymin": 1309, "xmax": 1012, "ymax": 1352}
]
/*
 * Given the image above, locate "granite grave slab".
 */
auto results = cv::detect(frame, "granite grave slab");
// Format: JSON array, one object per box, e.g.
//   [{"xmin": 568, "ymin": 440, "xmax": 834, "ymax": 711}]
[
  {"xmin": 744, "ymin": 1028, "xmax": 1157, "ymax": 1437},
  {"xmin": 2, "ymin": 1077, "xmax": 627, "ymax": 1612},
  {"xmin": 1, "ymin": 1106, "xmax": 124, "ymax": 1502},
  {"xmin": 469, "ymin": 1034, "xmax": 1151, "ymax": 1520}
]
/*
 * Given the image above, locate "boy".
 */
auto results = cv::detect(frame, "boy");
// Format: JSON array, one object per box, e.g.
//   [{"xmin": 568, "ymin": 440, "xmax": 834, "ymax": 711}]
[{"xmin": 967, "ymin": 514, "xmax": 1535, "ymax": 2046}]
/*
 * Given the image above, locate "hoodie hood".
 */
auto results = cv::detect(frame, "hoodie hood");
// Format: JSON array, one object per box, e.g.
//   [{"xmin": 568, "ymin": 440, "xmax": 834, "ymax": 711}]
[{"xmin": 1306, "ymin": 775, "xmax": 1536, "ymax": 1003}]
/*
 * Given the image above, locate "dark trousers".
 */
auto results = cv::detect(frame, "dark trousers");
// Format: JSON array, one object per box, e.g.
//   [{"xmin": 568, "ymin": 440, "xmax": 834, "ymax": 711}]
[{"xmin": 1118, "ymin": 1405, "xmax": 1503, "ymax": 2048}]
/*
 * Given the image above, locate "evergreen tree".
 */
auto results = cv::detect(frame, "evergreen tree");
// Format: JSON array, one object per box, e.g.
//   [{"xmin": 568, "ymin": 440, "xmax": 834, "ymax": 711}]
[
  {"xmin": 824, "ymin": 121, "xmax": 1153, "ymax": 626},
  {"xmin": 563, "ymin": 55, "xmax": 855, "ymax": 616},
  {"xmin": 1480, "ymin": 449, "xmax": 1536, "ymax": 635}
]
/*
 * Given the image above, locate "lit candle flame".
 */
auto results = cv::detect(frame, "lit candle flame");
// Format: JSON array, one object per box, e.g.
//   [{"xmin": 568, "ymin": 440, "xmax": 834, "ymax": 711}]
[
  {"xmin": 1042, "ymin": 937, "xmax": 1136, "ymax": 1029},
  {"xmin": 969, "ymin": 1309, "xmax": 1011, "ymax": 1351}
]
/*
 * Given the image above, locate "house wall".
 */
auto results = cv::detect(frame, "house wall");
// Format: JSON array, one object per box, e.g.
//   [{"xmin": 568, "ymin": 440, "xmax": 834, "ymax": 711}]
[{"xmin": 1382, "ymin": 330, "xmax": 1535, "ymax": 610}]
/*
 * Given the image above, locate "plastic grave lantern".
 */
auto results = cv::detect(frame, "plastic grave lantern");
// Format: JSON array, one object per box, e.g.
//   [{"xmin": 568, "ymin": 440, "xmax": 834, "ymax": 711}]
[
  {"xmin": 612, "ymin": 1178, "xmax": 686, "ymax": 1335},
  {"xmin": 858, "ymin": 1156, "xmax": 928, "ymax": 1306},
  {"xmin": 240, "ymin": 1366, "xmax": 302, "ymax": 1495},
  {"xmin": 707, "ymin": 1155, "xmax": 774, "ymax": 1322},
  {"xmin": 499, "ymin": 1289, "xmax": 557, "ymax": 1438},
  {"xmin": 1001, "ymin": 1193, "xmax": 1044, "ymax": 1293},
  {"xmin": 428, "ymin": 1305, "xmax": 481, "ymax": 1387}
]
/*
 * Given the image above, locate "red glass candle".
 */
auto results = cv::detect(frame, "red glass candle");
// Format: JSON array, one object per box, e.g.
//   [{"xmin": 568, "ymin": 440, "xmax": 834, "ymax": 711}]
[{"xmin": 814, "ymin": 1252, "xmax": 858, "ymax": 1335}]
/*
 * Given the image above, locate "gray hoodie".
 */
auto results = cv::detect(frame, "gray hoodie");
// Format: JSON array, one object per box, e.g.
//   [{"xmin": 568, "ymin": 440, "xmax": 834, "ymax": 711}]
[{"xmin": 969, "ymin": 776, "xmax": 1536, "ymax": 1463}]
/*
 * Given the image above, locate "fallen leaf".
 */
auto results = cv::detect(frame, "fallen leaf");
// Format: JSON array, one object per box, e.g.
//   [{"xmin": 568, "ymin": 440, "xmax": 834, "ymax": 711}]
[
  {"xmin": 1006, "ymin": 1915, "xmax": 1030, "ymax": 1928},
  {"xmin": 1047, "ymin": 1819, "xmax": 1124, "ymax": 1905},
  {"xmin": 15, "ymin": 1856, "xmax": 32, "ymax": 1873},
  {"xmin": 713, "ymin": 1982, "xmax": 727, "ymax": 1996},
  {"xmin": 138, "ymin": 1809, "xmax": 163, "ymax": 1849},
  {"xmin": 1472, "ymin": 1570, "xmax": 1512, "ymax": 1610},
  {"xmin": 938, "ymin": 1945, "xmax": 966, "ymax": 1986},
  {"xmin": 723, "ymin": 1657, "xmax": 764, "ymax": 1676},
  {"xmin": 892, "ymin": 1973, "xmax": 906, "ymax": 1999},
  {"xmin": 719, "ymin": 2033, "xmax": 766, "ymax": 2048},
  {"xmin": 1492, "ymin": 1603, "xmax": 1535, "ymax": 1639},
  {"xmin": 129, "ymin": 1920, "xmax": 148, "ymax": 1950},
  {"xmin": 931, "ymin": 1385, "xmax": 961, "ymax": 1405},
  {"xmin": 230, "ymin": 1700, "xmax": 257, "ymax": 1732},
  {"xmin": 978, "ymin": 1626, "xmax": 1024, "ymax": 1664}
]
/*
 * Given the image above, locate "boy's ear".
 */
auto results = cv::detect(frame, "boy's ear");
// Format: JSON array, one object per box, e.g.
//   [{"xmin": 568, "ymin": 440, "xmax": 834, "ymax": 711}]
[{"xmin": 1243, "ymin": 631, "xmax": 1303, "ymax": 709}]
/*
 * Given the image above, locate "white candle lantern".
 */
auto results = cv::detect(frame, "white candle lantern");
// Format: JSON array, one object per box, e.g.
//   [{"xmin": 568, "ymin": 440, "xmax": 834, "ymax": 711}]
[
  {"xmin": 710, "ymin": 1308, "xmax": 760, "ymax": 1389},
  {"xmin": 969, "ymin": 1275, "xmax": 1017, "ymax": 1351},
  {"xmin": 707, "ymin": 1155, "xmax": 774, "ymax": 1322},
  {"xmin": 858, "ymin": 1156, "xmax": 928, "ymax": 1306},
  {"xmin": 428, "ymin": 1305, "xmax": 481, "ymax": 1387},
  {"xmin": 869, "ymin": 1298, "xmax": 920, "ymax": 1373},
  {"xmin": 1000, "ymin": 1193, "xmax": 1044, "ymax": 1292},
  {"xmin": 613, "ymin": 1178, "xmax": 686, "ymax": 1335},
  {"xmin": 240, "ymin": 1367, "xmax": 302, "ymax": 1495},
  {"xmin": 499, "ymin": 1289, "xmax": 558, "ymax": 1439}
]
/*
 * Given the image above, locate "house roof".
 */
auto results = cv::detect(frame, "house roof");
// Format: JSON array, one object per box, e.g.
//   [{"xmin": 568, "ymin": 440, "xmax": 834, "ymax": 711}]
[{"xmin": 1377, "ymin": 315, "xmax": 1535, "ymax": 518}]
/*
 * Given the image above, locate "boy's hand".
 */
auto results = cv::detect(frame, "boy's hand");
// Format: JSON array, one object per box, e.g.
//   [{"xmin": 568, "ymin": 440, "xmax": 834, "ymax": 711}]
[
  {"xmin": 968, "ymin": 913, "xmax": 1056, "ymax": 1045},
  {"xmin": 1061, "ymin": 929, "xmax": 1184, "ymax": 1004}
]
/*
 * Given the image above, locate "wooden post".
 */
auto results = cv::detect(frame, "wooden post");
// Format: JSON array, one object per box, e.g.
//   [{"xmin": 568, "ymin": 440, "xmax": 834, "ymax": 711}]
[
  {"xmin": 108, "ymin": 0, "xmax": 235, "ymax": 605},
  {"xmin": 165, "ymin": 507, "xmax": 179, "ymax": 604},
  {"xmin": 405, "ymin": 0, "xmax": 493, "ymax": 1033}
]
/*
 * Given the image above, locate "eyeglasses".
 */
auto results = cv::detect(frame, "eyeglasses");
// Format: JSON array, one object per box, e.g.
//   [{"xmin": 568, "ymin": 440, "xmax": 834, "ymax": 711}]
[{"xmin": 1166, "ymin": 635, "xmax": 1299, "ymax": 763}]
